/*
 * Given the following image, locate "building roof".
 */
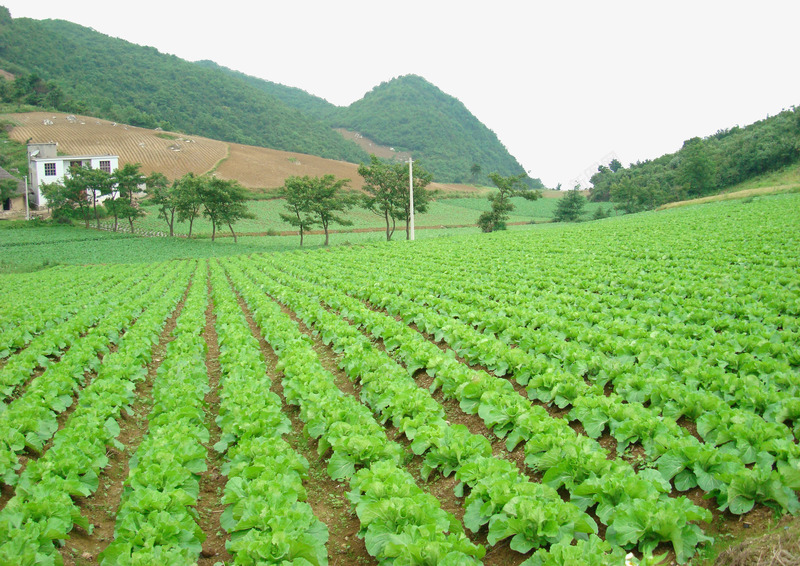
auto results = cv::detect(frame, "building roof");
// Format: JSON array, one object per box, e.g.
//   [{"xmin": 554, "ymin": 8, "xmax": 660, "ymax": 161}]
[
  {"xmin": 30, "ymin": 154, "xmax": 117, "ymax": 161},
  {"xmin": 0, "ymin": 166, "xmax": 25, "ymax": 195}
]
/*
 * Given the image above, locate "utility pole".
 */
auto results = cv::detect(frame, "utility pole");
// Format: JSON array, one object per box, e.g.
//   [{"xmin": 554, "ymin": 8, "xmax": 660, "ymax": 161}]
[
  {"xmin": 24, "ymin": 175, "xmax": 29, "ymax": 221},
  {"xmin": 408, "ymin": 157, "xmax": 415, "ymax": 241}
]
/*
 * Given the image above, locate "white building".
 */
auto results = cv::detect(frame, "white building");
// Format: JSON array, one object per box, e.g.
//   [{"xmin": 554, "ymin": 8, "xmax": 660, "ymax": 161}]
[{"xmin": 27, "ymin": 142, "xmax": 119, "ymax": 208}]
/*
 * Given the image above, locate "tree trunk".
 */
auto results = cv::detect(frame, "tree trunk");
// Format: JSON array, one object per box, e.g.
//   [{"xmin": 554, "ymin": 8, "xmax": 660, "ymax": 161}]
[
  {"xmin": 323, "ymin": 219, "xmax": 329, "ymax": 246},
  {"xmin": 296, "ymin": 209, "xmax": 304, "ymax": 247},
  {"xmin": 188, "ymin": 217, "xmax": 194, "ymax": 238},
  {"xmin": 211, "ymin": 222, "xmax": 216, "ymax": 242},
  {"xmin": 168, "ymin": 210, "xmax": 174, "ymax": 237},
  {"xmin": 228, "ymin": 221, "xmax": 237, "ymax": 243},
  {"xmin": 384, "ymin": 209, "xmax": 391, "ymax": 241},
  {"xmin": 93, "ymin": 196, "xmax": 99, "ymax": 229}
]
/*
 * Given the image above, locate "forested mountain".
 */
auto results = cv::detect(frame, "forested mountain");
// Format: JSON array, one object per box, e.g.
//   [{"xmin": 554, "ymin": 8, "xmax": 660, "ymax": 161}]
[
  {"xmin": 328, "ymin": 75, "xmax": 542, "ymax": 187},
  {"xmin": 194, "ymin": 60, "xmax": 339, "ymax": 123},
  {"xmin": 590, "ymin": 107, "xmax": 800, "ymax": 212},
  {"xmin": 0, "ymin": 12, "xmax": 367, "ymax": 163},
  {"xmin": 0, "ymin": 8, "xmax": 539, "ymax": 185}
]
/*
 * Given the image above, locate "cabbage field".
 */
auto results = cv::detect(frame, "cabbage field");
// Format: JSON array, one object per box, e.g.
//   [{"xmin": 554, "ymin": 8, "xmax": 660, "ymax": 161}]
[{"xmin": 0, "ymin": 193, "xmax": 798, "ymax": 565}]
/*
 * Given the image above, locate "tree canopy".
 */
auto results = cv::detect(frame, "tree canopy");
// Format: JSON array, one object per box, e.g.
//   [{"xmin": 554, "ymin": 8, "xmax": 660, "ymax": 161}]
[
  {"xmin": 279, "ymin": 174, "xmax": 355, "ymax": 246},
  {"xmin": 553, "ymin": 188, "xmax": 587, "ymax": 222},
  {"xmin": 198, "ymin": 177, "xmax": 253, "ymax": 242}
]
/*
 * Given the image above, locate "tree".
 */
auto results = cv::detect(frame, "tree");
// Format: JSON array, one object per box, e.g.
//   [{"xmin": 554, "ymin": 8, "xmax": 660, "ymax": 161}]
[
  {"xmin": 309, "ymin": 176, "xmax": 355, "ymax": 246},
  {"xmin": 553, "ymin": 187, "xmax": 587, "ymax": 222},
  {"xmin": 679, "ymin": 137, "xmax": 716, "ymax": 197},
  {"xmin": 144, "ymin": 172, "xmax": 176, "ymax": 235},
  {"xmin": 199, "ymin": 176, "xmax": 253, "ymax": 242},
  {"xmin": 174, "ymin": 173, "xmax": 204, "ymax": 238},
  {"xmin": 359, "ymin": 155, "xmax": 402, "ymax": 241},
  {"xmin": 281, "ymin": 175, "xmax": 357, "ymax": 246},
  {"xmin": 279, "ymin": 175, "xmax": 319, "ymax": 247},
  {"xmin": 68, "ymin": 165, "xmax": 113, "ymax": 228},
  {"xmin": 112, "ymin": 163, "xmax": 146, "ymax": 231},
  {"xmin": 358, "ymin": 154, "xmax": 435, "ymax": 241},
  {"xmin": 477, "ymin": 172, "xmax": 541, "ymax": 232},
  {"xmin": 40, "ymin": 178, "xmax": 90, "ymax": 225},
  {"xmin": 470, "ymin": 163, "xmax": 482, "ymax": 184}
]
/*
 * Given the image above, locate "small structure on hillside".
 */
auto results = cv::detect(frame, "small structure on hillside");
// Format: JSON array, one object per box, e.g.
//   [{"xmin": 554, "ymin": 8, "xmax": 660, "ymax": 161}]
[
  {"xmin": 0, "ymin": 165, "xmax": 26, "ymax": 214},
  {"xmin": 27, "ymin": 142, "xmax": 119, "ymax": 208}
]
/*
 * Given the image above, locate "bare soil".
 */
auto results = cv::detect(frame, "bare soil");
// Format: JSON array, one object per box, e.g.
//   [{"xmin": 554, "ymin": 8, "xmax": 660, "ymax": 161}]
[{"xmin": 196, "ymin": 277, "xmax": 233, "ymax": 565}]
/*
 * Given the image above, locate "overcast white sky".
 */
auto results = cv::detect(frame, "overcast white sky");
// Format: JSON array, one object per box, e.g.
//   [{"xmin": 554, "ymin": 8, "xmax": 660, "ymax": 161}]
[{"xmin": 4, "ymin": 1, "xmax": 799, "ymax": 188}]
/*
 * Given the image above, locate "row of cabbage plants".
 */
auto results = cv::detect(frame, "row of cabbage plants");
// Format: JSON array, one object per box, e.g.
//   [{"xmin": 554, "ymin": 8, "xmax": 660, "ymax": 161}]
[
  {"xmin": 0, "ymin": 260, "xmax": 192, "ymax": 564},
  {"xmin": 224, "ymin": 258, "xmax": 485, "ymax": 565},
  {"xmin": 208, "ymin": 262, "xmax": 329, "ymax": 565},
  {"xmin": 100, "ymin": 266, "xmax": 210, "ymax": 563}
]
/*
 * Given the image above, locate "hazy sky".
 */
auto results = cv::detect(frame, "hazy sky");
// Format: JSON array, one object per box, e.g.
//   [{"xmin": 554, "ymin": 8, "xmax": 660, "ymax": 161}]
[{"xmin": 4, "ymin": 1, "xmax": 799, "ymax": 188}]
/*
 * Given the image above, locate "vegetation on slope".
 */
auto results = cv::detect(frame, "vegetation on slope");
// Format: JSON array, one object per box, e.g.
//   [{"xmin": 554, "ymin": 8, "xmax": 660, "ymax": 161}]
[
  {"xmin": 330, "ymin": 75, "xmax": 543, "ymax": 187},
  {"xmin": 591, "ymin": 106, "xmax": 800, "ymax": 212},
  {"xmin": 0, "ymin": 9, "xmax": 367, "ymax": 163},
  {"xmin": 0, "ymin": 9, "xmax": 539, "ymax": 187}
]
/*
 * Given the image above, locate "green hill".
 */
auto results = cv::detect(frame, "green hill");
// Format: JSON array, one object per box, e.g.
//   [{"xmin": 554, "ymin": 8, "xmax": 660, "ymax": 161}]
[
  {"xmin": 0, "ymin": 8, "xmax": 541, "ymax": 186},
  {"xmin": 589, "ymin": 106, "xmax": 800, "ymax": 212},
  {"xmin": 328, "ymin": 75, "xmax": 542, "ymax": 187},
  {"xmin": 0, "ymin": 11, "xmax": 366, "ymax": 162}
]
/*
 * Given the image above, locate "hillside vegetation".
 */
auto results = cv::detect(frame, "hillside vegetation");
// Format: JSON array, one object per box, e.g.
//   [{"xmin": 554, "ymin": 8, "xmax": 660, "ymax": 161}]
[
  {"xmin": 0, "ymin": 8, "xmax": 537, "ymax": 185},
  {"xmin": 592, "ymin": 106, "xmax": 800, "ymax": 212}
]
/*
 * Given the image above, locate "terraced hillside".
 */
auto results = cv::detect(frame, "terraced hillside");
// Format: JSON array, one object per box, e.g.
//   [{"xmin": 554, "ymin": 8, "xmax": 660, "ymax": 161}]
[{"xmin": 4, "ymin": 111, "xmax": 477, "ymax": 194}]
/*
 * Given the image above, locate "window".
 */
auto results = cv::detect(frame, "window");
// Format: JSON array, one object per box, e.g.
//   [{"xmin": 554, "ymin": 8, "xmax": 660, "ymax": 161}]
[
  {"xmin": 69, "ymin": 160, "xmax": 83, "ymax": 169},
  {"xmin": 44, "ymin": 163, "xmax": 57, "ymax": 176},
  {"xmin": 99, "ymin": 160, "xmax": 111, "ymax": 173}
]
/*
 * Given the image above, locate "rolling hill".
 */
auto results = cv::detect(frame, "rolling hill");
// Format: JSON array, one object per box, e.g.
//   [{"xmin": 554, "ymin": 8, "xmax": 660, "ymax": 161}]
[{"xmin": 0, "ymin": 7, "xmax": 540, "ymax": 186}]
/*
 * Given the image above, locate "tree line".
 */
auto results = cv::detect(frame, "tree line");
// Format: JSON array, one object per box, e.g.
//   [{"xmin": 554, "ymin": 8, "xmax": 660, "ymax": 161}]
[
  {"xmin": 42, "ymin": 166, "xmax": 253, "ymax": 242},
  {"xmin": 39, "ymin": 153, "xmax": 562, "ymax": 243},
  {"xmin": 280, "ymin": 155, "xmax": 435, "ymax": 246}
]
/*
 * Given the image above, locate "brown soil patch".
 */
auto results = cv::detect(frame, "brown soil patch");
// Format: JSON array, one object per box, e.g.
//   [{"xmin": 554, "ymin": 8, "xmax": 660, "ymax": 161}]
[
  {"xmin": 196, "ymin": 277, "xmax": 232, "ymax": 565},
  {"xmin": 6, "ymin": 112, "xmax": 228, "ymax": 181}
]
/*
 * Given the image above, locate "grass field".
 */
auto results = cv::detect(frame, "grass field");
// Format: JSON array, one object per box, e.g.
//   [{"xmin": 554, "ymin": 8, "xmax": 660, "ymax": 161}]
[{"xmin": 0, "ymin": 218, "xmax": 552, "ymax": 272}]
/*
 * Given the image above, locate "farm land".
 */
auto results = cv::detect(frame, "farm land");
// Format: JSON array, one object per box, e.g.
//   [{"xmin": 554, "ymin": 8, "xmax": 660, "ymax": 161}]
[{"xmin": 0, "ymin": 191, "xmax": 798, "ymax": 564}]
